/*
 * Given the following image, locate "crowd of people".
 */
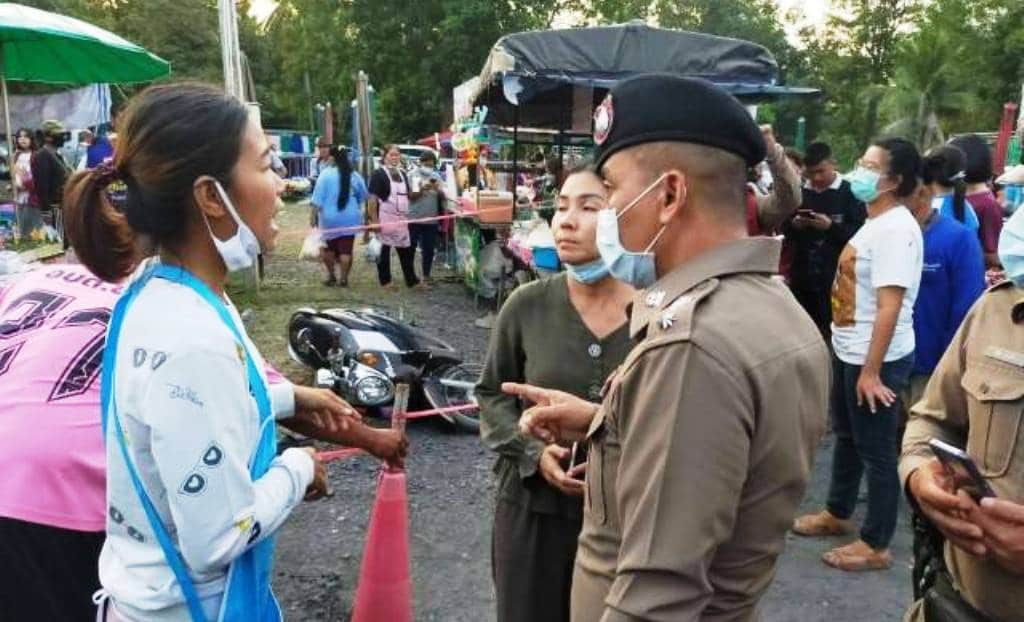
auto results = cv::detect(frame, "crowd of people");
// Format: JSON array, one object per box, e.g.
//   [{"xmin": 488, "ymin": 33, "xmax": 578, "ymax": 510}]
[
  {"xmin": 1, "ymin": 70, "xmax": 1023, "ymax": 622},
  {"xmin": 9, "ymin": 109, "xmax": 121, "ymax": 245},
  {"xmin": 478, "ymin": 73, "xmax": 1022, "ymax": 622}
]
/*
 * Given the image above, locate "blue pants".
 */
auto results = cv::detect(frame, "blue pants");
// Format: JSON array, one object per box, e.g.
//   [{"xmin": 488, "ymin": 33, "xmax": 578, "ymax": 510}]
[
  {"xmin": 826, "ymin": 352, "xmax": 914, "ymax": 549},
  {"xmin": 409, "ymin": 223, "xmax": 439, "ymax": 279}
]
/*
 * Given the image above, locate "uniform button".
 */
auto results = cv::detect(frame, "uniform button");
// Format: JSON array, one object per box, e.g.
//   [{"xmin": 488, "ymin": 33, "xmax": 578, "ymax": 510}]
[
  {"xmin": 979, "ymin": 382, "xmax": 990, "ymax": 395},
  {"xmin": 588, "ymin": 344, "xmax": 602, "ymax": 358}
]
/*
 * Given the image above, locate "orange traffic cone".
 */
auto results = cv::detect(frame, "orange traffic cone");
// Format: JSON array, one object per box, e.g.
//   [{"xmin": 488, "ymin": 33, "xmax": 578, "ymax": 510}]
[
  {"xmin": 350, "ymin": 384, "xmax": 413, "ymax": 622},
  {"xmin": 350, "ymin": 469, "xmax": 413, "ymax": 622}
]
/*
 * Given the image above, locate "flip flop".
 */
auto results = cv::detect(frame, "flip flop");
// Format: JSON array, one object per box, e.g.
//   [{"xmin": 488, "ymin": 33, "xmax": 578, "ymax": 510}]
[
  {"xmin": 792, "ymin": 511, "xmax": 853, "ymax": 537},
  {"xmin": 822, "ymin": 542, "xmax": 892, "ymax": 572}
]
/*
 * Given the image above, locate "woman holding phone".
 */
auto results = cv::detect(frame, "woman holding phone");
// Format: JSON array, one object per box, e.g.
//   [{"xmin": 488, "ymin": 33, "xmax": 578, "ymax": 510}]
[
  {"xmin": 476, "ymin": 164, "xmax": 634, "ymax": 622},
  {"xmin": 65, "ymin": 82, "xmax": 359, "ymax": 622}
]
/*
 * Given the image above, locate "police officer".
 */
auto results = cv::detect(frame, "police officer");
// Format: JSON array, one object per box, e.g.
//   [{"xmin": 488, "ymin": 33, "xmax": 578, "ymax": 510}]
[
  {"xmin": 900, "ymin": 205, "xmax": 1024, "ymax": 621},
  {"xmin": 504, "ymin": 74, "xmax": 830, "ymax": 621}
]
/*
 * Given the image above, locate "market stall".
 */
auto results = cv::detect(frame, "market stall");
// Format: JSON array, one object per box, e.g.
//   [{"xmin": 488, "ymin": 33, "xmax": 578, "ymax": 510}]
[{"xmin": 450, "ymin": 22, "xmax": 818, "ymax": 299}]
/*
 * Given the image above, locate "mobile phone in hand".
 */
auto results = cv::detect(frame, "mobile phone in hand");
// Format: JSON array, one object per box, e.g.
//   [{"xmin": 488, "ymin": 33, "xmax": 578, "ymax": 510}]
[{"xmin": 929, "ymin": 438, "xmax": 996, "ymax": 501}]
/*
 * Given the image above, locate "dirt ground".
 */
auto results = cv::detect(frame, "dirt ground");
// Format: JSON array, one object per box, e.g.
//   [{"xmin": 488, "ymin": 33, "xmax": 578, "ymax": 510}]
[{"xmin": 241, "ymin": 200, "xmax": 914, "ymax": 622}]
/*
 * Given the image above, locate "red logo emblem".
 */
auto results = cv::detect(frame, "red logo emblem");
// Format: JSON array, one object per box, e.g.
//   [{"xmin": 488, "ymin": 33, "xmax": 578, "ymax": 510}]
[{"xmin": 593, "ymin": 94, "xmax": 614, "ymax": 146}]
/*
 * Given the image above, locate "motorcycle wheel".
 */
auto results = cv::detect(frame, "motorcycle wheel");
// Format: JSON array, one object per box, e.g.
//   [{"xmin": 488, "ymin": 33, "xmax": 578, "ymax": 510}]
[{"xmin": 424, "ymin": 363, "xmax": 481, "ymax": 433}]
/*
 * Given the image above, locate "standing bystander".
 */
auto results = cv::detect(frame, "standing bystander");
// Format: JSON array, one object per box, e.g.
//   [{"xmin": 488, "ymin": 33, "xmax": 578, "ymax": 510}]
[
  {"xmin": 785, "ymin": 142, "xmax": 866, "ymax": 339},
  {"xmin": 408, "ymin": 152, "xmax": 446, "ymax": 285}
]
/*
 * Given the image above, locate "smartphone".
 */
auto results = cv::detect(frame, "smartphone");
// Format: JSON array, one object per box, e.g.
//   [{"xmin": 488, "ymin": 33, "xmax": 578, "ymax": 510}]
[{"xmin": 929, "ymin": 438, "xmax": 997, "ymax": 501}]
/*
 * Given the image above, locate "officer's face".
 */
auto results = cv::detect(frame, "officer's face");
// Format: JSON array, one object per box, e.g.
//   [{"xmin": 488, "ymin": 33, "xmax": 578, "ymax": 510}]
[
  {"xmin": 600, "ymin": 149, "xmax": 668, "ymax": 253},
  {"xmin": 553, "ymin": 170, "xmax": 607, "ymax": 264}
]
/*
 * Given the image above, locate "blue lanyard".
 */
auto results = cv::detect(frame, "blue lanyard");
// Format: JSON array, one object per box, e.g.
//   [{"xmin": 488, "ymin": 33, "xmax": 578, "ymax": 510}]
[{"xmin": 100, "ymin": 263, "xmax": 275, "ymax": 622}]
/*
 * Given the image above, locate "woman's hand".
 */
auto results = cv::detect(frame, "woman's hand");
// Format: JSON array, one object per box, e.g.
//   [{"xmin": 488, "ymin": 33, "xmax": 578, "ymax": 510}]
[
  {"xmin": 366, "ymin": 428, "xmax": 409, "ymax": 469},
  {"xmin": 301, "ymin": 447, "xmax": 330, "ymax": 501},
  {"xmin": 856, "ymin": 369, "xmax": 896, "ymax": 414},
  {"xmin": 909, "ymin": 459, "xmax": 986, "ymax": 556},
  {"xmin": 538, "ymin": 445, "xmax": 585, "ymax": 497},
  {"xmin": 293, "ymin": 386, "xmax": 361, "ymax": 434}
]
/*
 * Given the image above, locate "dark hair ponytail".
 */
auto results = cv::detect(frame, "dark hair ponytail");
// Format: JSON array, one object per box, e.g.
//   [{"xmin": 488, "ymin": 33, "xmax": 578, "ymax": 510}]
[
  {"xmin": 64, "ymin": 168, "xmax": 137, "ymax": 281},
  {"xmin": 330, "ymin": 145, "xmax": 352, "ymax": 210},
  {"xmin": 64, "ymin": 82, "xmax": 250, "ymax": 281},
  {"xmin": 923, "ymin": 145, "xmax": 968, "ymax": 223}
]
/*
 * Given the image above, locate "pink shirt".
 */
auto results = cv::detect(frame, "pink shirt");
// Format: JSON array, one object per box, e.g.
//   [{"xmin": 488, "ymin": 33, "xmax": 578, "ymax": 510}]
[{"xmin": 0, "ymin": 265, "xmax": 121, "ymax": 532}]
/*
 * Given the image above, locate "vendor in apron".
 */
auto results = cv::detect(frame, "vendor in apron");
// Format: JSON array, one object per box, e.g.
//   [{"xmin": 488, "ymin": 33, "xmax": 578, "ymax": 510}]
[
  {"xmin": 63, "ymin": 83, "xmax": 356, "ymax": 622},
  {"xmin": 368, "ymin": 145, "xmax": 423, "ymax": 290}
]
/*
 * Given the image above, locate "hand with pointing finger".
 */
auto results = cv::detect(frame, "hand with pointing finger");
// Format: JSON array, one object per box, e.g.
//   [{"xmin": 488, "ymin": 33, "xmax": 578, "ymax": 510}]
[{"xmin": 501, "ymin": 382, "xmax": 598, "ymax": 444}]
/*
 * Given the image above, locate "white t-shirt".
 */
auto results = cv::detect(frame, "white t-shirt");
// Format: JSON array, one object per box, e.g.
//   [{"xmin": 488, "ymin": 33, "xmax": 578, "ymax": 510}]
[
  {"xmin": 99, "ymin": 265, "xmax": 313, "ymax": 622},
  {"xmin": 831, "ymin": 205, "xmax": 923, "ymax": 365}
]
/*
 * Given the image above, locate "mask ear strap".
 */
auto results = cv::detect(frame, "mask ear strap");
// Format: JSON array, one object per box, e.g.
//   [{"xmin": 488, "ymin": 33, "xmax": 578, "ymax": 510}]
[
  {"xmin": 617, "ymin": 172, "xmax": 669, "ymax": 218},
  {"xmin": 644, "ymin": 224, "xmax": 668, "ymax": 253}
]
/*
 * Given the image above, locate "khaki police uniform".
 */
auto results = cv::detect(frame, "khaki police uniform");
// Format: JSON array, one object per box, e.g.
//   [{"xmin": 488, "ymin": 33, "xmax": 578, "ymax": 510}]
[
  {"xmin": 901, "ymin": 280, "xmax": 1024, "ymax": 622},
  {"xmin": 571, "ymin": 238, "xmax": 830, "ymax": 622}
]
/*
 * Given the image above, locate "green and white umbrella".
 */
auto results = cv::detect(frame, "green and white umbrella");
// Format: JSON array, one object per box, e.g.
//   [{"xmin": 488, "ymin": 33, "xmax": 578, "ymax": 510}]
[{"xmin": 0, "ymin": 2, "xmax": 170, "ymax": 158}]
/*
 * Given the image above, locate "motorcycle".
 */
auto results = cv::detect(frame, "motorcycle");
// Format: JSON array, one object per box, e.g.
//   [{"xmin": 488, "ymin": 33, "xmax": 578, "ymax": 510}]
[{"xmin": 287, "ymin": 306, "xmax": 481, "ymax": 432}]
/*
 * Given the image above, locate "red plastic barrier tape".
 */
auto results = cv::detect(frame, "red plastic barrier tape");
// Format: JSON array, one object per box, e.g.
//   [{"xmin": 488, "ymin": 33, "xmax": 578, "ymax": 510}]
[{"xmin": 403, "ymin": 403, "xmax": 479, "ymax": 420}]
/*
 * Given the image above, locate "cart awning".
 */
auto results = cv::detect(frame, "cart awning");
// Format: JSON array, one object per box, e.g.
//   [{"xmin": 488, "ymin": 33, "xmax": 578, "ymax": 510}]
[{"xmin": 472, "ymin": 22, "xmax": 818, "ymax": 129}]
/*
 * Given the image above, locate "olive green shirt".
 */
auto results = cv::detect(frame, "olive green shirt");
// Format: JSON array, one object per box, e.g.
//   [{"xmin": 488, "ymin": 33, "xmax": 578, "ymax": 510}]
[
  {"xmin": 573, "ymin": 238, "xmax": 830, "ymax": 622},
  {"xmin": 901, "ymin": 280, "xmax": 1024, "ymax": 622},
  {"xmin": 477, "ymin": 275, "xmax": 633, "ymax": 517}
]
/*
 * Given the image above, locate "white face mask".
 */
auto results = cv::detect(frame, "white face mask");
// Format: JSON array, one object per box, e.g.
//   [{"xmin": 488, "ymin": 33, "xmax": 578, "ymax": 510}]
[
  {"xmin": 595, "ymin": 173, "xmax": 669, "ymax": 289},
  {"xmin": 202, "ymin": 179, "xmax": 261, "ymax": 272}
]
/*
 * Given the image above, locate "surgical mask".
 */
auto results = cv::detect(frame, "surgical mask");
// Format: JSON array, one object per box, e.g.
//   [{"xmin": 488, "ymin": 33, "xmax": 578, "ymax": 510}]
[
  {"xmin": 565, "ymin": 257, "xmax": 610, "ymax": 284},
  {"xmin": 998, "ymin": 207, "xmax": 1024, "ymax": 288},
  {"xmin": 202, "ymin": 179, "xmax": 261, "ymax": 272},
  {"xmin": 847, "ymin": 166, "xmax": 884, "ymax": 204},
  {"xmin": 596, "ymin": 173, "xmax": 669, "ymax": 289}
]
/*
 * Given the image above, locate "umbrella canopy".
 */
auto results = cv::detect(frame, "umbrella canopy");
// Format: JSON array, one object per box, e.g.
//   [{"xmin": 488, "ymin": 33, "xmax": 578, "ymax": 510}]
[{"xmin": 0, "ymin": 3, "xmax": 170, "ymax": 83}]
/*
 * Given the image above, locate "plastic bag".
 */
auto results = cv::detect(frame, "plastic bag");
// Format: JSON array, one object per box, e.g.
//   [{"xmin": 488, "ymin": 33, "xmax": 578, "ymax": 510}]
[
  {"xmin": 299, "ymin": 229, "xmax": 323, "ymax": 262},
  {"xmin": 364, "ymin": 234, "xmax": 383, "ymax": 264}
]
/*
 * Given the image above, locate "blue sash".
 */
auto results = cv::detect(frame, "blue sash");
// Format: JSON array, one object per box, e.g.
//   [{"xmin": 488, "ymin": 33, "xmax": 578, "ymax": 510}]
[{"xmin": 100, "ymin": 264, "xmax": 281, "ymax": 622}]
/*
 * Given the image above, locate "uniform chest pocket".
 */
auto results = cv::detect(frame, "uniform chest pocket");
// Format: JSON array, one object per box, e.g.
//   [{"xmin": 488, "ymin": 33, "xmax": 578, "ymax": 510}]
[
  {"xmin": 961, "ymin": 367, "xmax": 1024, "ymax": 478},
  {"xmin": 585, "ymin": 404, "xmax": 608, "ymax": 526}
]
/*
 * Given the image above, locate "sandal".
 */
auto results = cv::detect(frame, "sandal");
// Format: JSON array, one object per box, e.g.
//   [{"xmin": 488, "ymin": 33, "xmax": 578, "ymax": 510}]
[
  {"xmin": 822, "ymin": 541, "xmax": 892, "ymax": 571},
  {"xmin": 792, "ymin": 511, "xmax": 853, "ymax": 537}
]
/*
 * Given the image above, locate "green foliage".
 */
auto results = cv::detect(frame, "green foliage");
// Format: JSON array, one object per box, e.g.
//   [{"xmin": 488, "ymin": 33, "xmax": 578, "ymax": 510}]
[{"xmin": 10, "ymin": 0, "xmax": 1024, "ymax": 161}]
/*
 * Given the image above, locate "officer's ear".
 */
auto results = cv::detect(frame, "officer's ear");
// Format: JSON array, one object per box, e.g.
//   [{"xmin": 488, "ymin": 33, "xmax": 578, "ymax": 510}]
[{"xmin": 657, "ymin": 169, "xmax": 688, "ymax": 226}]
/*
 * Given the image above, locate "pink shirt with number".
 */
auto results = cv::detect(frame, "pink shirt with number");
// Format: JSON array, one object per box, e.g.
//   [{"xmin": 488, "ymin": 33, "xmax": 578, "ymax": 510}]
[{"xmin": 0, "ymin": 265, "xmax": 121, "ymax": 532}]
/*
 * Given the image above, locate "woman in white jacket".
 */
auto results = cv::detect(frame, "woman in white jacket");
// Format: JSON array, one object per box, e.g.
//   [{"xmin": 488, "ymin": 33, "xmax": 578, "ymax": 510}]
[{"xmin": 64, "ymin": 83, "xmax": 357, "ymax": 622}]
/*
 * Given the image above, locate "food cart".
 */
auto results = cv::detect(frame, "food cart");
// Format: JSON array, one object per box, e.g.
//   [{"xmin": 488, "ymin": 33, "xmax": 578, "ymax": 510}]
[{"xmin": 451, "ymin": 21, "xmax": 818, "ymax": 301}]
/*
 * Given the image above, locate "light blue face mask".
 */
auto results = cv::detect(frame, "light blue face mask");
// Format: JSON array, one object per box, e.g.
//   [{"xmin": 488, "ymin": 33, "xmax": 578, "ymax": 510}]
[
  {"xmin": 596, "ymin": 173, "xmax": 669, "ymax": 289},
  {"xmin": 565, "ymin": 257, "xmax": 610, "ymax": 284},
  {"xmin": 847, "ymin": 166, "xmax": 883, "ymax": 204},
  {"xmin": 998, "ymin": 206, "xmax": 1024, "ymax": 288}
]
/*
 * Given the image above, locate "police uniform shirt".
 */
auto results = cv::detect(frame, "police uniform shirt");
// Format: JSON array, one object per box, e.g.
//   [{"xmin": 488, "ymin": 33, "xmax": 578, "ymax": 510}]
[
  {"xmin": 901, "ymin": 280, "xmax": 1024, "ymax": 622},
  {"xmin": 572, "ymin": 238, "xmax": 830, "ymax": 622}
]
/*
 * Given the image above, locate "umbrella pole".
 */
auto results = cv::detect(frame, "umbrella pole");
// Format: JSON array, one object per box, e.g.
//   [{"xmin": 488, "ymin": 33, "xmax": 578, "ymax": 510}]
[{"xmin": 1, "ymin": 56, "xmax": 11, "ymax": 203}]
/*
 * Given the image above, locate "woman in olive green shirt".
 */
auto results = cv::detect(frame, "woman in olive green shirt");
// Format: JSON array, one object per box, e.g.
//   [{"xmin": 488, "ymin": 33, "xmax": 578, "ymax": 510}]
[{"xmin": 477, "ymin": 167, "xmax": 635, "ymax": 622}]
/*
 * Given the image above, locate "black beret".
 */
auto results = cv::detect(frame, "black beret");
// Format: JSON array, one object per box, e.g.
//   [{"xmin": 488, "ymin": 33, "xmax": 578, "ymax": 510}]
[{"xmin": 592, "ymin": 73, "xmax": 766, "ymax": 170}]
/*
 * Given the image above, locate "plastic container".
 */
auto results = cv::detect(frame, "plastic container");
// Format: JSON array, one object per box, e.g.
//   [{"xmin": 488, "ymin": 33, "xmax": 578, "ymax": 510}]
[{"xmin": 531, "ymin": 246, "xmax": 560, "ymax": 271}]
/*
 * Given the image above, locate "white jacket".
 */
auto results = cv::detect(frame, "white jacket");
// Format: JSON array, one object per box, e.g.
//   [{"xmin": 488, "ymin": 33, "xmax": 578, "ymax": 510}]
[{"xmin": 99, "ymin": 275, "xmax": 313, "ymax": 621}]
